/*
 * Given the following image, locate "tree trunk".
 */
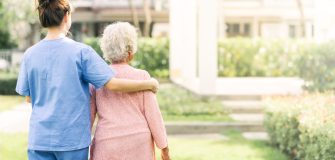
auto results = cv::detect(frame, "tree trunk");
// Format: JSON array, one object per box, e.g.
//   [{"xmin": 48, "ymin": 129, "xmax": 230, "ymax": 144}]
[
  {"xmin": 296, "ymin": 0, "xmax": 305, "ymax": 38},
  {"xmin": 143, "ymin": 0, "xmax": 152, "ymax": 37},
  {"xmin": 128, "ymin": 0, "xmax": 141, "ymax": 36}
]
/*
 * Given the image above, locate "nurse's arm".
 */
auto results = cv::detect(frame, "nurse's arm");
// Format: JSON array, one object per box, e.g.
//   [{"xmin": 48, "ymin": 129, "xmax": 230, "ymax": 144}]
[
  {"xmin": 104, "ymin": 77, "xmax": 159, "ymax": 93},
  {"xmin": 25, "ymin": 96, "xmax": 31, "ymax": 103}
]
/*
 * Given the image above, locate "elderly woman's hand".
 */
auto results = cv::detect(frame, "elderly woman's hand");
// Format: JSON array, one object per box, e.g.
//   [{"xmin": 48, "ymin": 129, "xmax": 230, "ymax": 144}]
[
  {"xmin": 161, "ymin": 147, "xmax": 170, "ymax": 160},
  {"xmin": 150, "ymin": 78, "xmax": 159, "ymax": 93}
]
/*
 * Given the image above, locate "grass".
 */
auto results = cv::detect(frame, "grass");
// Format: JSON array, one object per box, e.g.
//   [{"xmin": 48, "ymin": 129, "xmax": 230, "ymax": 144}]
[
  {"xmin": 0, "ymin": 71, "xmax": 17, "ymax": 79},
  {"xmin": 157, "ymin": 84, "xmax": 231, "ymax": 122},
  {"xmin": 156, "ymin": 130, "xmax": 289, "ymax": 160},
  {"xmin": 0, "ymin": 96, "xmax": 24, "ymax": 112},
  {"xmin": 0, "ymin": 131, "xmax": 288, "ymax": 160},
  {"xmin": 0, "ymin": 133, "xmax": 27, "ymax": 160}
]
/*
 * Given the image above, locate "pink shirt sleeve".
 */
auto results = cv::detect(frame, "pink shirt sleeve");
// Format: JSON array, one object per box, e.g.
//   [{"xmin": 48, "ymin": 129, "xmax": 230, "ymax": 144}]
[
  {"xmin": 142, "ymin": 71, "xmax": 168, "ymax": 149},
  {"xmin": 90, "ymin": 85, "xmax": 97, "ymax": 131}
]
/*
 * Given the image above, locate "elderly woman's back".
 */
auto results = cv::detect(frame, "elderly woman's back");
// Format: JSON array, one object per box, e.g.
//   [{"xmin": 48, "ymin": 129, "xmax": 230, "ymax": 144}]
[
  {"xmin": 90, "ymin": 64, "xmax": 167, "ymax": 160},
  {"xmin": 90, "ymin": 22, "xmax": 169, "ymax": 160}
]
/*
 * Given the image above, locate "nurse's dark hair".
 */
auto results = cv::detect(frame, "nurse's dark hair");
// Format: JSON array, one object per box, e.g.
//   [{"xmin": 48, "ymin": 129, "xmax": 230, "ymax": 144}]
[{"xmin": 37, "ymin": 0, "xmax": 71, "ymax": 28}]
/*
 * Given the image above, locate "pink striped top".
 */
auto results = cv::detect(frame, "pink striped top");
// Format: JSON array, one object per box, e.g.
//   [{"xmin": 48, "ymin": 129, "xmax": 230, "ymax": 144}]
[{"xmin": 90, "ymin": 64, "xmax": 168, "ymax": 150}]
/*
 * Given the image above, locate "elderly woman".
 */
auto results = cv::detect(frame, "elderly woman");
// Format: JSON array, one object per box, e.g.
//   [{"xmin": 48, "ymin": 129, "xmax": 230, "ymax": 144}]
[{"xmin": 90, "ymin": 22, "xmax": 170, "ymax": 160}]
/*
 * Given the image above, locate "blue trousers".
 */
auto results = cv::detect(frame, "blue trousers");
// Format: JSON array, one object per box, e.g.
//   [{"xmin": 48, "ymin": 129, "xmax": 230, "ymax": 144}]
[{"xmin": 28, "ymin": 147, "xmax": 88, "ymax": 160}]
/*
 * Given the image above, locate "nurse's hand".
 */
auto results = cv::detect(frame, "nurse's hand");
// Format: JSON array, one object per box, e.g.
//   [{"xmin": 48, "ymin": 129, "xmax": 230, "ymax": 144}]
[{"xmin": 149, "ymin": 78, "xmax": 159, "ymax": 93}]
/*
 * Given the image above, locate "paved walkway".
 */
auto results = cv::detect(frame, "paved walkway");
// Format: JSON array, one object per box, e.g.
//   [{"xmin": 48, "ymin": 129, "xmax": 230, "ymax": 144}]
[{"xmin": 0, "ymin": 103, "xmax": 31, "ymax": 133}]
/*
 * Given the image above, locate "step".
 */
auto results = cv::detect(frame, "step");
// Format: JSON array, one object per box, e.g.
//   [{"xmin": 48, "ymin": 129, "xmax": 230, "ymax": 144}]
[
  {"xmin": 169, "ymin": 133, "xmax": 229, "ymax": 140},
  {"xmin": 165, "ymin": 122, "xmax": 265, "ymax": 135},
  {"xmin": 218, "ymin": 95, "xmax": 262, "ymax": 101},
  {"xmin": 222, "ymin": 100, "xmax": 264, "ymax": 113},
  {"xmin": 242, "ymin": 132, "xmax": 269, "ymax": 141},
  {"xmin": 230, "ymin": 113, "xmax": 264, "ymax": 123}
]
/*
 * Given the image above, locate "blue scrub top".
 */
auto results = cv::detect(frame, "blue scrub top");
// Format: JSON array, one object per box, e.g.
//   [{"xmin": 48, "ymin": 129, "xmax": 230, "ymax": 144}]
[{"xmin": 16, "ymin": 37, "xmax": 115, "ymax": 151}]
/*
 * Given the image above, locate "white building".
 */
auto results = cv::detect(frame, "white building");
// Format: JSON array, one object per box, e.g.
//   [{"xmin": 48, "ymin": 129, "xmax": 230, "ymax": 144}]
[
  {"xmin": 71, "ymin": 0, "xmax": 335, "ymax": 42},
  {"xmin": 169, "ymin": 0, "xmax": 335, "ymax": 96},
  {"xmin": 218, "ymin": 0, "xmax": 335, "ymax": 41},
  {"xmin": 71, "ymin": 0, "xmax": 169, "ymax": 40}
]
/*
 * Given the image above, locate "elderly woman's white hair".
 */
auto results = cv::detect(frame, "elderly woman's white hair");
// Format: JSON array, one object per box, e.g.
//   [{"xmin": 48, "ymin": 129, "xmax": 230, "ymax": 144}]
[{"xmin": 100, "ymin": 22, "xmax": 138, "ymax": 62}]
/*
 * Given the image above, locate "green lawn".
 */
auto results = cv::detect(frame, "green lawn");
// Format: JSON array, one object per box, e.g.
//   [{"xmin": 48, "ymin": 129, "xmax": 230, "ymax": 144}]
[
  {"xmin": 0, "ymin": 96, "xmax": 25, "ymax": 112},
  {"xmin": 0, "ymin": 133, "xmax": 27, "ymax": 160},
  {"xmin": 158, "ymin": 84, "xmax": 231, "ymax": 122},
  {"xmin": 156, "ymin": 131, "xmax": 289, "ymax": 160},
  {"xmin": 0, "ymin": 72, "xmax": 17, "ymax": 79},
  {"xmin": 0, "ymin": 132, "xmax": 288, "ymax": 160}
]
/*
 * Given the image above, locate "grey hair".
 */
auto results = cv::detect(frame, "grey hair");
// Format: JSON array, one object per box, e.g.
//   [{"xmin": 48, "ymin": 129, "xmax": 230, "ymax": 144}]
[{"xmin": 100, "ymin": 22, "xmax": 138, "ymax": 62}]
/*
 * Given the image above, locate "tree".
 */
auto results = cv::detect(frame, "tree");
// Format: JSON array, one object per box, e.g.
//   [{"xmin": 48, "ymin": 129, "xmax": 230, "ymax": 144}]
[
  {"xmin": 296, "ymin": 0, "xmax": 305, "ymax": 38},
  {"xmin": 0, "ymin": 1, "xmax": 16, "ymax": 49},
  {"xmin": 142, "ymin": 0, "xmax": 152, "ymax": 37},
  {"xmin": 2, "ymin": 0, "xmax": 39, "ymax": 49},
  {"xmin": 128, "ymin": 0, "xmax": 141, "ymax": 36}
]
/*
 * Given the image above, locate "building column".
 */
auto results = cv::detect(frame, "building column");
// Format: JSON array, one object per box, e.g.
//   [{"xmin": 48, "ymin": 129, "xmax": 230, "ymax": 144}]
[
  {"xmin": 252, "ymin": 17, "xmax": 259, "ymax": 38},
  {"xmin": 169, "ymin": 0, "xmax": 198, "ymax": 91},
  {"xmin": 198, "ymin": 0, "xmax": 218, "ymax": 95}
]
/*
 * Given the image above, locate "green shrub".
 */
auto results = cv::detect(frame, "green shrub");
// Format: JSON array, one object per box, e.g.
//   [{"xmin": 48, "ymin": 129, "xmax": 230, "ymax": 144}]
[
  {"xmin": 0, "ymin": 30, "xmax": 17, "ymax": 49},
  {"xmin": 218, "ymin": 38, "xmax": 335, "ymax": 92},
  {"xmin": 296, "ymin": 41, "xmax": 335, "ymax": 92},
  {"xmin": 84, "ymin": 37, "xmax": 169, "ymax": 79},
  {"xmin": 218, "ymin": 38, "xmax": 306, "ymax": 77},
  {"xmin": 0, "ymin": 72, "xmax": 17, "ymax": 95},
  {"xmin": 132, "ymin": 38, "xmax": 169, "ymax": 79},
  {"xmin": 264, "ymin": 95, "xmax": 335, "ymax": 159},
  {"xmin": 83, "ymin": 38, "xmax": 103, "ymax": 58},
  {"xmin": 84, "ymin": 37, "xmax": 335, "ymax": 91},
  {"xmin": 157, "ymin": 84, "xmax": 230, "ymax": 121}
]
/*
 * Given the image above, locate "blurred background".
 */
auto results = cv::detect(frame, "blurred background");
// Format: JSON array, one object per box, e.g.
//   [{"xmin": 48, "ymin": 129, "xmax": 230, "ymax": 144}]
[{"xmin": 0, "ymin": 0, "xmax": 335, "ymax": 159}]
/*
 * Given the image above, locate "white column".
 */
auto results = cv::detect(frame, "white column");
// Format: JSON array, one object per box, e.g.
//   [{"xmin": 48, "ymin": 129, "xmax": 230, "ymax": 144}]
[
  {"xmin": 314, "ymin": 0, "xmax": 335, "ymax": 42},
  {"xmin": 252, "ymin": 17, "xmax": 259, "ymax": 38},
  {"xmin": 198, "ymin": 0, "xmax": 218, "ymax": 95},
  {"xmin": 169, "ymin": 0, "xmax": 198, "ymax": 91}
]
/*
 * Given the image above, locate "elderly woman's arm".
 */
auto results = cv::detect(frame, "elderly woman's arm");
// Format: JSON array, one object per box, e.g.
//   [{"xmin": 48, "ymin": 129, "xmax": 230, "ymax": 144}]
[
  {"xmin": 142, "ymin": 71, "xmax": 169, "ymax": 159},
  {"xmin": 104, "ymin": 77, "xmax": 159, "ymax": 93},
  {"xmin": 143, "ymin": 90, "xmax": 168, "ymax": 148}
]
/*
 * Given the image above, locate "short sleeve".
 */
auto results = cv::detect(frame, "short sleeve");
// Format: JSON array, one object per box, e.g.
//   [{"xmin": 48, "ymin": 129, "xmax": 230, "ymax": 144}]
[
  {"xmin": 16, "ymin": 57, "xmax": 30, "ymax": 96},
  {"xmin": 81, "ymin": 47, "xmax": 115, "ymax": 89}
]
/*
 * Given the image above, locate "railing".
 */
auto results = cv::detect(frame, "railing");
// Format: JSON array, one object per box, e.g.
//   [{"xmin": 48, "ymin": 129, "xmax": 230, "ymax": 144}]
[
  {"xmin": 0, "ymin": 50, "xmax": 24, "ymax": 70},
  {"xmin": 0, "ymin": 50, "xmax": 12, "ymax": 63}
]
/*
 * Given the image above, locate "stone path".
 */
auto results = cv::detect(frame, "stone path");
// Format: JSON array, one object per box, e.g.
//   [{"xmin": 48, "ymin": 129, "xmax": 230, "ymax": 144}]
[
  {"xmin": 0, "ymin": 103, "xmax": 31, "ymax": 133},
  {"xmin": 0, "ymin": 97, "xmax": 269, "ymax": 141}
]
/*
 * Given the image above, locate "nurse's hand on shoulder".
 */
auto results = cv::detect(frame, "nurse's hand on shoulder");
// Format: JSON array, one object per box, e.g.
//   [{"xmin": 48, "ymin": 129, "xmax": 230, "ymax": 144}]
[{"xmin": 150, "ymin": 78, "xmax": 159, "ymax": 93}]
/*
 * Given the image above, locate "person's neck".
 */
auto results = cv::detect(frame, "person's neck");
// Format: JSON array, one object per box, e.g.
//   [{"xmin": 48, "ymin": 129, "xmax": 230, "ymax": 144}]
[
  {"xmin": 112, "ymin": 62, "xmax": 128, "ymax": 65},
  {"xmin": 45, "ymin": 27, "xmax": 66, "ymax": 40}
]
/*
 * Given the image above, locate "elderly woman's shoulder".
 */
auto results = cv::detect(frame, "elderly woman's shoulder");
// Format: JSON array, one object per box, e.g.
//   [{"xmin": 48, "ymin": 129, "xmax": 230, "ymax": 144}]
[{"xmin": 131, "ymin": 67, "xmax": 151, "ymax": 80}]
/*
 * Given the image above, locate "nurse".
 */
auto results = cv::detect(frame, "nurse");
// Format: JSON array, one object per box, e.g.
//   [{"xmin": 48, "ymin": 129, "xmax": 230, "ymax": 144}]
[{"xmin": 15, "ymin": 0, "xmax": 158, "ymax": 159}]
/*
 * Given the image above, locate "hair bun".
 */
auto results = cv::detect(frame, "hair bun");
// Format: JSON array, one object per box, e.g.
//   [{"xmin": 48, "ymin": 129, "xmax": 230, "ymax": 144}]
[{"xmin": 39, "ymin": 0, "xmax": 51, "ymax": 8}]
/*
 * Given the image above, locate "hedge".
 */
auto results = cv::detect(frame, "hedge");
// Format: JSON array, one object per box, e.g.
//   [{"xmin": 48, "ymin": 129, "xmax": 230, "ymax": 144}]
[
  {"xmin": 218, "ymin": 38, "xmax": 305, "ymax": 77},
  {"xmin": 1, "ymin": 38, "xmax": 334, "ymax": 95},
  {"xmin": 218, "ymin": 38, "xmax": 335, "ymax": 92},
  {"xmin": 84, "ymin": 37, "xmax": 169, "ymax": 79},
  {"xmin": 84, "ymin": 37, "xmax": 335, "ymax": 91},
  {"xmin": 0, "ymin": 73, "xmax": 17, "ymax": 95},
  {"xmin": 264, "ymin": 95, "xmax": 335, "ymax": 159}
]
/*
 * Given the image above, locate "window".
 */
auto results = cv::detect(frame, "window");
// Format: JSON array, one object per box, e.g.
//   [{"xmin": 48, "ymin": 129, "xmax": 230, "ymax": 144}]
[
  {"xmin": 289, "ymin": 25, "xmax": 297, "ymax": 38},
  {"xmin": 244, "ymin": 24, "xmax": 251, "ymax": 36},
  {"xmin": 226, "ymin": 22, "xmax": 252, "ymax": 37}
]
